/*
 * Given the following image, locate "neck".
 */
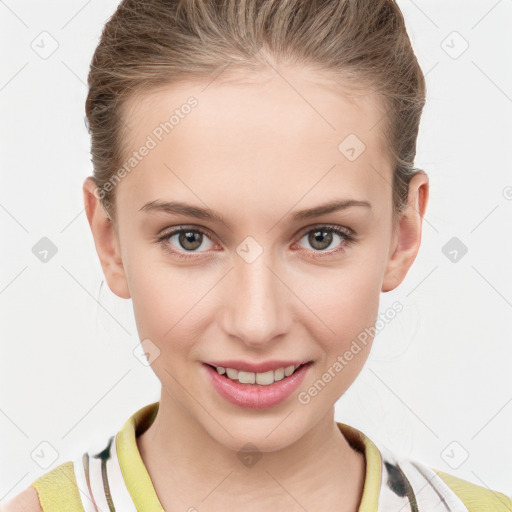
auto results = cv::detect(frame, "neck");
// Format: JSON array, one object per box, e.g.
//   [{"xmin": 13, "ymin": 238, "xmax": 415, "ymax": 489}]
[{"xmin": 137, "ymin": 390, "xmax": 366, "ymax": 511}]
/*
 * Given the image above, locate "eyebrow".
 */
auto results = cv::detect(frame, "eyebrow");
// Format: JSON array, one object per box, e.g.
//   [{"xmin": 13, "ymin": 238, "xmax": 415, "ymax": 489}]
[{"xmin": 139, "ymin": 198, "xmax": 372, "ymax": 229}]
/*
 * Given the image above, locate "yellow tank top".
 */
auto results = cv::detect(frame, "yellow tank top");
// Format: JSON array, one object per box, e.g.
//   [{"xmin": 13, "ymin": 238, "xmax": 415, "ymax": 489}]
[{"xmin": 29, "ymin": 401, "xmax": 512, "ymax": 512}]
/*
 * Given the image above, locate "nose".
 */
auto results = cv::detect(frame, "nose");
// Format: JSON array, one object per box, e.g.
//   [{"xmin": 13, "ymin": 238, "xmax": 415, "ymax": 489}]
[{"xmin": 219, "ymin": 249, "xmax": 289, "ymax": 349}]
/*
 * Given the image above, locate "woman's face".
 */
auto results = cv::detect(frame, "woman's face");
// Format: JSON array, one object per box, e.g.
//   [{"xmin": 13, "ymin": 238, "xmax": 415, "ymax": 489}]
[{"xmin": 86, "ymin": 66, "xmax": 427, "ymax": 452}]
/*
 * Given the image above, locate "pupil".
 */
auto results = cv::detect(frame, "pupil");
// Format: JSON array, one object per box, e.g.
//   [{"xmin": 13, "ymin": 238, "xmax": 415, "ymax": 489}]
[
  {"xmin": 181, "ymin": 231, "xmax": 201, "ymax": 250},
  {"xmin": 310, "ymin": 230, "xmax": 332, "ymax": 250}
]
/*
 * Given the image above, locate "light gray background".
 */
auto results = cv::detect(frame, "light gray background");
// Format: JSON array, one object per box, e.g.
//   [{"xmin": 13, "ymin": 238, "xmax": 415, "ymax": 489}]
[{"xmin": 1, "ymin": 0, "xmax": 511, "ymax": 503}]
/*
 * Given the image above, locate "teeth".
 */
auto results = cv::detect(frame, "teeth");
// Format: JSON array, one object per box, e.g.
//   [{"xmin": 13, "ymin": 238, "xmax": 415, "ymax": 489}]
[
  {"xmin": 256, "ymin": 370, "xmax": 274, "ymax": 385},
  {"xmin": 274, "ymin": 367, "xmax": 285, "ymax": 381},
  {"xmin": 284, "ymin": 365, "xmax": 295, "ymax": 377},
  {"xmin": 238, "ymin": 371, "xmax": 256, "ymax": 384},
  {"xmin": 226, "ymin": 368, "xmax": 238, "ymax": 379},
  {"xmin": 215, "ymin": 364, "xmax": 302, "ymax": 385}
]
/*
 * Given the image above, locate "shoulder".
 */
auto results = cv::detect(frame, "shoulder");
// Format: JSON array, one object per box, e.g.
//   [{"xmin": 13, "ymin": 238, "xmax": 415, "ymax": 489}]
[
  {"xmin": 376, "ymin": 446, "xmax": 512, "ymax": 512},
  {"xmin": 28, "ymin": 461, "xmax": 86, "ymax": 512},
  {"xmin": 433, "ymin": 467, "xmax": 512, "ymax": 512},
  {"xmin": 3, "ymin": 461, "xmax": 86, "ymax": 512},
  {"xmin": 0, "ymin": 486, "xmax": 43, "ymax": 512}
]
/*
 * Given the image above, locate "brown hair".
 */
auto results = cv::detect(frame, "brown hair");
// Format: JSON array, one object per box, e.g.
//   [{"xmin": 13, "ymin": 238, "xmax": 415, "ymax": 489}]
[{"xmin": 85, "ymin": 0, "xmax": 426, "ymax": 227}]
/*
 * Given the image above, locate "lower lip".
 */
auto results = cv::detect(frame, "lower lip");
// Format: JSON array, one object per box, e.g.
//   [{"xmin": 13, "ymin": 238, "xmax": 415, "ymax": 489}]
[{"xmin": 203, "ymin": 362, "xmax": 312, "ymax": 409}]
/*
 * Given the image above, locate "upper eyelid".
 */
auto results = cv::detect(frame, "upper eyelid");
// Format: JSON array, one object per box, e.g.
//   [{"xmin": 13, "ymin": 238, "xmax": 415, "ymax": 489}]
[
  {"xmin": 159, "ymin": 225, "xmax": 216, "ymax": 241},
  {"xmin": 157, "ymin": 224, "xmax": 356, "ymax": 262},
  {"xmin": 158, "ymin": 223, "xmax": 355, "ymax": 245}
]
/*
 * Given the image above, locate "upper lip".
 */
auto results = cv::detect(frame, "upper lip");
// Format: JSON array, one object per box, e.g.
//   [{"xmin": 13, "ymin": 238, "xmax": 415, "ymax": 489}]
[{"xmin": 204, "ymin": 359, "xmax": 311, "ymax": 373}]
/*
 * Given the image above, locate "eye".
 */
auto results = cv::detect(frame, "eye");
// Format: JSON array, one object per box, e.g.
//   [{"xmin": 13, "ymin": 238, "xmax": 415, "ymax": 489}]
[
  {"xmin": 295, "ymin": 225, "xmax": 356, "ymax": 257},
  {"xmin": 156, "ymin": 226, "xmax": 216, "ymax": 259},
  {"xmin": 155, "ymin": 224, "xmax": 357, "ymax": 260}
]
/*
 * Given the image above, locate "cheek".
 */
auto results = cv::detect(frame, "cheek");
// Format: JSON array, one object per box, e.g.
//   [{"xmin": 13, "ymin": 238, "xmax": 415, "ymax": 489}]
[
  {"xmin": 302, "ymin": 255, "xmax": 383, "ymax": 371},
  {"xmin": 129, "ymin": 275, "xmax": 196, "ymax": 388},
  {"xmin": 126, "ymin": 253, "xmax": 197, "ymax": 353},
  {"xmin": 297, "ymin": 268, "xmax": 381, "ymax": 406},
  {"xmin": 125, "ymin": 221, "xmax": 386, "ymax": 360},
  {"xmin": 126, "ymin": 255, "xmax": 224, "ymax": 378},
  {"xmin": 307, "ymin": 255, "xmax": 383, "ymax": 331}
]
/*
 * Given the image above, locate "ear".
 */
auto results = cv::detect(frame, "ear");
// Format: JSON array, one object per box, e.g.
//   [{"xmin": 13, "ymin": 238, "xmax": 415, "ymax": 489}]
[
  {"xmin": 83, "ymin": 177, "xmax": 131, "ymax": 299},
  {"xmin": 381, "ymin": 171, "xmax": 429, "ymax": 293}
]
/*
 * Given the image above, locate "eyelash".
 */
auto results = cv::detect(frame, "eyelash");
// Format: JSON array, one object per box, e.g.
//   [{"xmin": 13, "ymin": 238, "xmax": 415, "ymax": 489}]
[{"xmin": 155, "ymin": 224, "xmax": 356, "ymax": 260}]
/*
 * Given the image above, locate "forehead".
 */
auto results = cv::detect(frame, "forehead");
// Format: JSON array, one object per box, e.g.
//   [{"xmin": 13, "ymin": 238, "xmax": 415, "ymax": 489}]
[{"xmin": 116, "ymin": 67, "xmax": 392, "ymax": 212}]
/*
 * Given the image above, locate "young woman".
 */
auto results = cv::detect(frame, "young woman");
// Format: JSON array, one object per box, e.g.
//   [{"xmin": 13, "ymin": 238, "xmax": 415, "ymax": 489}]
[{"xmin": 4, "ymin": 0, "xmax": 511, "ymax": 511}]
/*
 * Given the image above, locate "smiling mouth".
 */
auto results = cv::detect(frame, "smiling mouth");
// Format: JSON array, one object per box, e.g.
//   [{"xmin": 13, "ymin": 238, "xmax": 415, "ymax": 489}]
[{"xmin": 205, "ymin": 361, "xmax": 312, "ymax": 386}]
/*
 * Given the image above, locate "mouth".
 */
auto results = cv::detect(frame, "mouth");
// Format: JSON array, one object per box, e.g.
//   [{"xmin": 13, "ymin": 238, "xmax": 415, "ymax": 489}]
[
  {"xmin": 205, "ymin": 361, "xmax": 312, "ymax": 386},
  {"xmin": 203, "ymin": 360, "xmax": 313, "ymax": 409}
]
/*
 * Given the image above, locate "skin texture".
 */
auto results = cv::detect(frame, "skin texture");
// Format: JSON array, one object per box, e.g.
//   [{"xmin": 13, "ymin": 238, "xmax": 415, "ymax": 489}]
[
  {"xmin": 0, "ymin": 486, "xmax": 42, "ymax": 512},
  {"xmin": 81, "ymin": 66, "xmax": 429, "ymax": 511}
]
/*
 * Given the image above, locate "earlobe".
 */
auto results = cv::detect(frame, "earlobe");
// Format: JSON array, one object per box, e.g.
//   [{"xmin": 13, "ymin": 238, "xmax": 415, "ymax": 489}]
[
  {"xmin": 82, "ymin": 177, "xmax": 131, "ymax": 299},
  {"xmin": 381, "ymin": 171, "xmax": 429, "ymax": 293}
]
